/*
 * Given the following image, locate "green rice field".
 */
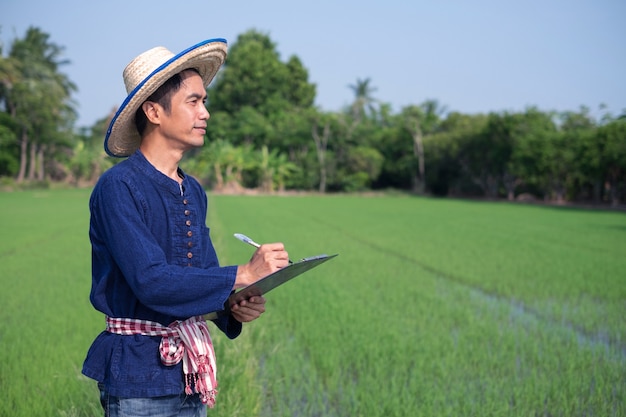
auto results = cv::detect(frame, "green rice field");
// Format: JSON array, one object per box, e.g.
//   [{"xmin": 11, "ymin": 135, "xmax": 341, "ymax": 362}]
[{"xmin": 0, "ymin": 189, "xmax": 624, "ymax": 416}]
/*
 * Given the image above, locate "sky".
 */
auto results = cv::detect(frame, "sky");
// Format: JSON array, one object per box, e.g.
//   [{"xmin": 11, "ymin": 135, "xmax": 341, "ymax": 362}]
[{"xmin": 2, "ymin": 0, "xmax": 625, "ymax": 128}]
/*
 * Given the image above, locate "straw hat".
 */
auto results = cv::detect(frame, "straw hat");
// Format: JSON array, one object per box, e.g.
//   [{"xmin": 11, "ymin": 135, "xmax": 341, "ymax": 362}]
[{"xmin": 104, "ymin": 39, "xmax": 228, "ymax": 157}]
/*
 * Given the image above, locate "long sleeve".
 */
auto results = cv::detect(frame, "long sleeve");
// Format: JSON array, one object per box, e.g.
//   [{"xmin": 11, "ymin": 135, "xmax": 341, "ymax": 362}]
[{"xmin": 83, "ymin": 151, "xmax": 242, "ymax": 397}]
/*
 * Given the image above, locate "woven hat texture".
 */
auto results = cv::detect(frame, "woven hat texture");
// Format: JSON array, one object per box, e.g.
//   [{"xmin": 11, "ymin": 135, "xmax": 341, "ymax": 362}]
[{"xmin": 105, "ymin": 39, "xmax": 227, "ymax": 157}]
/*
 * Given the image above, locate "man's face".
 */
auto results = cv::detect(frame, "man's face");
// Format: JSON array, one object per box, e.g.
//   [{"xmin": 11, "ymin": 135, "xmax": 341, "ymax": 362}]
[{"xmin": 157, "ymin": 70, "xmax": 209, "ymax": 152}]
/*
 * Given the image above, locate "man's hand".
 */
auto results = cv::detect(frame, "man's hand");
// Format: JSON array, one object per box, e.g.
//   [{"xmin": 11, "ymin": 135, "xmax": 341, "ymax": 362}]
[
  {"xmin": 230, "ymin": 295, "xmax": 266, "ymax": 322},
  {"xmin": 235, "ymin": 243, "xmax": 289, "ymax": 289}
]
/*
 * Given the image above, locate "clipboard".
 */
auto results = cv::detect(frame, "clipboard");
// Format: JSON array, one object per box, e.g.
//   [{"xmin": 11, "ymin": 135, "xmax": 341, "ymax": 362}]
[
  {"xmin": 203, "ymin": 254, "xmax": 337, "ymax": 320},
  {"xmin": 228, "ymin": 254, "xmax": 338, "ymax": 307}
]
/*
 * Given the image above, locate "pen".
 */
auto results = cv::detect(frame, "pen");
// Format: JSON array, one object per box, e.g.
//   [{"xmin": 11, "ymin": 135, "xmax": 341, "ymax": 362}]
[
  {"xmin": 233, "ymin": 233, "xmax": 261, "ymax": 249},
  {"xmin": 233, "ymin": 233, "xmax": 293, "ymax": 264}
]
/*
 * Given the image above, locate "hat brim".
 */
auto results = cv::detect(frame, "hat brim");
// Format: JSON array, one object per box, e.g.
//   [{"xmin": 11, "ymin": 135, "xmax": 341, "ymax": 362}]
[{"xmin": 104, "ymin": 39, "xmax": 227, "ymax": 157}]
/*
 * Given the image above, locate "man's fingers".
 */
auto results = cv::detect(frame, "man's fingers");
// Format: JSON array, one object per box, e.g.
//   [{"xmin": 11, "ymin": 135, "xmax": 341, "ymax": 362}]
[
  {"xmin": 258, "ymin": 244, "xmax": 288, "ymax": 263},
  {"xmin": 231, "ymin": 299, "xmax": 266, "ymax": 322}
]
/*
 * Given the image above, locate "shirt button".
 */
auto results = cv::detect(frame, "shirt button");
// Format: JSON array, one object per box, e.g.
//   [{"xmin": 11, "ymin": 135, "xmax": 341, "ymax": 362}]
[
  {"xmin": 183, "ymin": 199, "xmax": 188, "ymax": 205},
  {"xmin": 187, "ymin": 231, "xmax": 193, "ymax": 237},
  {"xmin": 187, "ymin": 252, "xmax": 193, "ymax": 259},
  {"xmin": 185, "ymin": 220, "xmax": 191, "ymax": 226},
  {"xmin": 187, "ymin": 241, "xmax": 193, "ymax": 248},
  {"xmin": 184, "ymin": 210, "xmax": 190, "ymax": 216}
]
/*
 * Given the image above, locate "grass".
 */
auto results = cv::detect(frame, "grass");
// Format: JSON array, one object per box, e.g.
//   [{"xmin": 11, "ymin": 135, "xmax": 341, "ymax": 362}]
[
  {"xmin": 208, "ymin": 195, "xmax": 625, "ymax": 417},
  {"xmin": 0, "ymin": 189, "xmax": 102, "ymax": 416},
  {"xmin": 0, "ymin": 190, "xmax": 624, "ymax": 416}
]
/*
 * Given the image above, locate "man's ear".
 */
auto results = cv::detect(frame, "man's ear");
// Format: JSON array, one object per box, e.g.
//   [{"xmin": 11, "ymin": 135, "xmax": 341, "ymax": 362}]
[{"xmin": 142, "ymin": 101, "xmax": 160, "ymax": 125}]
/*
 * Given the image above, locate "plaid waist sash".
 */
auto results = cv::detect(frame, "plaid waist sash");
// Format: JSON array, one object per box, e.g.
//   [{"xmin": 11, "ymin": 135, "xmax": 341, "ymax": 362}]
[{"xmin": 106, "ymin": 315, "xmax": 218, "ymax": 407}]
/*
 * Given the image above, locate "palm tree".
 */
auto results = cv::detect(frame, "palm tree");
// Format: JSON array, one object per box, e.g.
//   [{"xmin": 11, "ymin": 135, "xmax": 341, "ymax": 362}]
[
  {"xmin": 347, "ymin": 77, "xmax": 378, "ymax": 123},
  {"xmin": 4, "ymin": 27, "xmax": 77, "ymax": 182}
]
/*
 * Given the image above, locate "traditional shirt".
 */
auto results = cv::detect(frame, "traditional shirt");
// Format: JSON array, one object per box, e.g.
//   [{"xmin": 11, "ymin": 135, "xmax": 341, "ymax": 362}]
[{"xmin": 82, "ymin": 150, "xmax": 241, "ymax": 398}]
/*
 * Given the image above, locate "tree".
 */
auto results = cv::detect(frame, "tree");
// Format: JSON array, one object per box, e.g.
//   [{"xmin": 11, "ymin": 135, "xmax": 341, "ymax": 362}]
[
  {"xmin": 203, "ymin": 29, "xmax": 317, "ymax": 191},
  {"xmin": 340, "ymin": 145, "xmax": 384, "ymax": 191},
  {"xmin": 312, "ymin": 113, "xmax": 332, "ymax": 193},
  {"xmin": 231, "ymin": 105, "xmax": 273, "ymax": 148},
  {"xmin": 0, "ymin": 112, "xmax": 19, "ymax": 177},
  {"xmin": 208, "ymin": 29, "xmax": 315, "ymax": 117},
  {"xmin": 400, "ymin": 100, "xmax": 446, "ymax": 194},
  {"xmin": 347, "ymin": 77, "xmax": 378, "ymax": 123},
  {"xmin": 595, "ymin": 119, "xmax": 626, "ymax": 206},
  {"xmin": 557, "ymin": 108, "xmax": 598, "ymax": 203},
  {"xmin": 458, "ymin": 111, "xmax": 544, "ymax": 199},
  {"xmin": 266, "ymin": 107, "xmax": 317, "ymax": 189},
  {"xmin": 504, "ymin": 108, "xmax": 558, "ymax": 200},
  {"xmin": 424, "ymin": 112, "xmax": 487, "ymax": 196},
  {"xmin": 68, "ymin": 114, "xmax": 115, "ymax": 186},
  {"xmin": 258, "ymin": 145, "xmax": 299, "ymax": 192},
  {"xmin": 1, "ymin": 27, "xmax": 77, "ymax": 183},
  {"xmin": 284, "ymin": 55, "xmax": 316, "ymax": 109},
  {"xmin": 190, "ymin": 138, "xmax": 258, "ymax": 191}
]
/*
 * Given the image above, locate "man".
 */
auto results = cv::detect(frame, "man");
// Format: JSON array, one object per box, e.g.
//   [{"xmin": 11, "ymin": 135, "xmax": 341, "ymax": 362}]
[{"xmin": 82, "ymin": 39, "xmax": 290, "ymax": 416}]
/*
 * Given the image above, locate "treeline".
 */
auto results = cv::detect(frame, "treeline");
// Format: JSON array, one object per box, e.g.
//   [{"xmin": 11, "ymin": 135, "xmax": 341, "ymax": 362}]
[{"xmin": 1, "ymin": 27, "xmax": 624, "ymax": 205}]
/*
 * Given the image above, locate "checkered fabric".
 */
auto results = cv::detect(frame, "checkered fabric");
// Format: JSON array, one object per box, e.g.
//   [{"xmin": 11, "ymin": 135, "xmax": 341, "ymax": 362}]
[{"xmin": 106, "ymin": 315, "xmax": 218, "ymax": 407}]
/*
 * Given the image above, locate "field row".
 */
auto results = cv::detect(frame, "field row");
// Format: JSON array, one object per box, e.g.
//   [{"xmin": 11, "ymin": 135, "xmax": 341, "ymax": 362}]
[
  {"xmin": 208, "ymin": 194, "xmax": 626, "ymax": 416},
  {"xmin": 0, "ymin": 190, "xmax": 624, "ymax": 416}
]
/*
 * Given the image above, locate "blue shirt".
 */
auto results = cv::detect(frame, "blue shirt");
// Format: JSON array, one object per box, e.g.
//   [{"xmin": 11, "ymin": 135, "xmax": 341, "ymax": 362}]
[{"xmin": 82, "ymin": 150, "xmax": 241, "ymax": 398}]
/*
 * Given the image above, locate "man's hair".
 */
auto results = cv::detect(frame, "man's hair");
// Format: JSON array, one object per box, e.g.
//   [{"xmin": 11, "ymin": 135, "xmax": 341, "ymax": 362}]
[{"xmin": 134, "ymin": 68, "xmax": 201, "ymax": 136}]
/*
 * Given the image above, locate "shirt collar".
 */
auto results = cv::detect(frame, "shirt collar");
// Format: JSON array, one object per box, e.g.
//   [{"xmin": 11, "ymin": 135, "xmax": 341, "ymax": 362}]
[{"xmin": 130, "ymin": 149, "xmax": 188, "ymax": 196}]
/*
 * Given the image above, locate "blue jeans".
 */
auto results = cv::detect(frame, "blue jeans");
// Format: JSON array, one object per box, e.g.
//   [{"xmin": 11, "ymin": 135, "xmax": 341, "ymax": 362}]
[{"xmin": 98, "ymin": 383, "xmax": 206, "ymax": 417}]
